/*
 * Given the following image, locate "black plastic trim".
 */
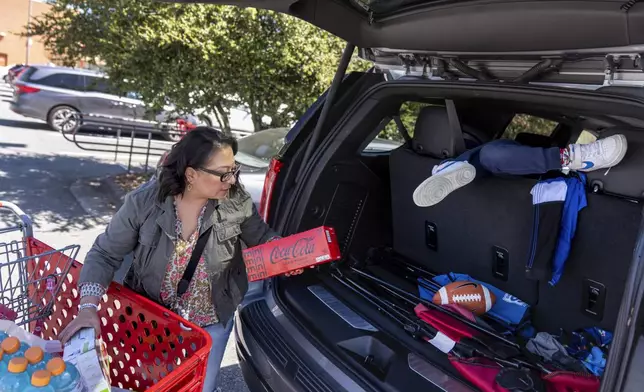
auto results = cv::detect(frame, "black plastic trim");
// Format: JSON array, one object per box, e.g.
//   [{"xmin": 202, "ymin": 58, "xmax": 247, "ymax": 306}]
[{"xmin": 239, "ymin": 300, "xmax": 336, "ymax": 392}]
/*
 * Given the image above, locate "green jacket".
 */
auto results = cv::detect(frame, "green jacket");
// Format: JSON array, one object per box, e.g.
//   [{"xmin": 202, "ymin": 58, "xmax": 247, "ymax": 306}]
[{"xmin": 79, "ymin": 179, "xmax": 278, "ymax": 326}]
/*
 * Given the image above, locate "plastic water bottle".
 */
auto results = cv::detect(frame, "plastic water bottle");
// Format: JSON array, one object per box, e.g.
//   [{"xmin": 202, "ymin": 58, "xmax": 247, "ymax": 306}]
[
  {"xmin": 23, "ymin": 370, "xmax": 55, "ymax": 392},
  {"xmin": 1, "ymin": 337, "xmax": 28, "ymax": 362},
  {"xmin": 0, "ymin": 357, "xmax": 31, "ymax": 392},
  {"xmin": 0, "ymin": 349, "xmax": 7, "ymax": 374},
  {"xmin": 46, "ymin": 357, "xmax": 85, "ymax": 392},
  {"xmin": 25, "ymin": 347, "xmax": 51, "ymax": 375}
]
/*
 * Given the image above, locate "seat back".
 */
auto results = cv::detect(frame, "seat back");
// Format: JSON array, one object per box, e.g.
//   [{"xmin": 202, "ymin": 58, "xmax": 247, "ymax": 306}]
[
  {"xmin": 390, "ymin": 107, "xmax": 541, "ymax": 305},
  {"xmin": 390, "ymin": 113, "xmax": 642, "ymax": 332},
  {"xmin": 533, "ymin": 129, "xmax": 643, "ymax": 332}
]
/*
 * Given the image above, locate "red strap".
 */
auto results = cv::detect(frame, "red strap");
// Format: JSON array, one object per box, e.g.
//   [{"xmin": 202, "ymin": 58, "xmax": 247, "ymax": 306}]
[
  {"xmin": 415, "ymin": 303, "xmax": 478, "ymax": 340},
  {"xmin": 448, "ymin": 355, "xmax": 510, "ymax": 392}
]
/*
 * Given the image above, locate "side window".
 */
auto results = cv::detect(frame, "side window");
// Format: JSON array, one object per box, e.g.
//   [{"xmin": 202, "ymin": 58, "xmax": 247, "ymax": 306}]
[
  {"xmin": 575, "ymin": 130, "xmax": 598, "ymax": 144},
  {"xmin": 362, "ymin": 101, "xmax": 429, "ymax": 153},
  {"xmin": 36, "ymin": 73, "xmax": 85, "ymax": 91},
  {"xmin": 502, "ymin": 114, "xmax": 558, "ymax": 140},
  {"xmin": 85, "ymin": 77, "xmax": 112, "ymax": 94}
]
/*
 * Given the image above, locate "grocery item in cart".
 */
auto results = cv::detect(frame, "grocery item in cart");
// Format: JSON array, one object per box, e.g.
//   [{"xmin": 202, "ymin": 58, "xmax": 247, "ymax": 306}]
[
  {"xmin": 0, "ymin": 321, "xmax": 62, "ymax": 355},
  {"xmin": 0, "ymin": 357, "xmax": 31, "ymax": 392},
  {"xmin": 0, "ymin": 350, "xmax": 7, "ymax": 373},
  {"xmin": 1, "ymin": 337, "xmax": 29, "ymax": 362},
  {"xmin": 24, "ymin": 369, "xmax": 55, "ymax": 392},
  {"xmin": 242, "ymin": 226, "xmax": 342, "ymax": 282},
  {"xmin": 63, "ymin": 328, "xmax": 108, "ymax": 392},
  {"xmin": 47, "ymin": 358, "xmax": 86, "ymax": 392},
  {"xmin": 25, "ymin": 346, "xmax": 51, "ymax": 375}
]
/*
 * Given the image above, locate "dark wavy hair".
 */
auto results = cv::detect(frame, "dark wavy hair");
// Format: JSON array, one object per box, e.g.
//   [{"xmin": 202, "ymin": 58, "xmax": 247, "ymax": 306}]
[{"xmin": 157, "ymin": 127, "xmax": 240, "ymax": 203}]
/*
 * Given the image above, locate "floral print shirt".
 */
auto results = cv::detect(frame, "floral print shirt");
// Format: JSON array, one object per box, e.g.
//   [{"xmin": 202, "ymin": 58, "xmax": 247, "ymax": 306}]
[{"xmin": 158, "ymin": 202, "xmax": 219, "ymax": 327}]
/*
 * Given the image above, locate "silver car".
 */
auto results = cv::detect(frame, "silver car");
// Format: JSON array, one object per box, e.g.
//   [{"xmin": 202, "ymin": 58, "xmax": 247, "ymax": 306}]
[{"xmin": 9, "ymin": 66, "xmax": 193, "ymax": 141}]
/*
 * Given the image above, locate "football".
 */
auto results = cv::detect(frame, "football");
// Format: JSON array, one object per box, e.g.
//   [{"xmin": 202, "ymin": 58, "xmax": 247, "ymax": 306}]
[{"xmin": 432, "ymin": 281, "xmax": 496, "ymax": 315}]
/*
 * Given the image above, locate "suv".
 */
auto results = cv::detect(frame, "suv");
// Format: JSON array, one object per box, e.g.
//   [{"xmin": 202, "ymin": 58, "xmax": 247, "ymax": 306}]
[
  {"xmin": 10, "ymin": 66, "xmax": 197, "ymax": 140},
  {"xmin": 187, "ymin": 1, "xmax": 644, "ymax": 391}
]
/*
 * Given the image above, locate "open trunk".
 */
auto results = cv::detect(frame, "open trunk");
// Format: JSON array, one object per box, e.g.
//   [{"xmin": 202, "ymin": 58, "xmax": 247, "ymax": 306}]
[{"xmin": 267, "ymin": 81, "xmax": 644, "ymax": 391}]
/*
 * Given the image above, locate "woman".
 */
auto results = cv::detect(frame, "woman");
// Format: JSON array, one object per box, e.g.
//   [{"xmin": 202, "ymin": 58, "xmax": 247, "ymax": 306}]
[{"xmin": 59, "ymin": 127, "xmax": 292, "ymax": 391}]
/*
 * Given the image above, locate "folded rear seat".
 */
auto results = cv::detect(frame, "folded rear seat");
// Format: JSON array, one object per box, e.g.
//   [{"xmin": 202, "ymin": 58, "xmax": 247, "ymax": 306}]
[
  {"xmin": 390, "ymin": 109, "xmax": 642, "ymax": 334},
  {"xmin": 532, "ymin": 128, "xmax": 643, "ymax": 333},
  {"xmin": 389, "ymin": 106, "xmax": 541, "ymax": 306}
]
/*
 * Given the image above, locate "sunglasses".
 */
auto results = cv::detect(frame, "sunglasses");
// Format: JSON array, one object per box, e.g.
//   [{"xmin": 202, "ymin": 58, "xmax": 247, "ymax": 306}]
[{"xmin": 198, "ymin": 163, "xmax": 241, "ymax": 182}]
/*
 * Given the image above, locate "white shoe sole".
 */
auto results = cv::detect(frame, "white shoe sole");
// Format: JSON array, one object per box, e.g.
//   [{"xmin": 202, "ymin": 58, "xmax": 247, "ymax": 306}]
[
  {"xmin": 413, "ymin": 163, "xmax": 476, "ymax": 207},
  {"xmin": 580, "ymin": 134, "xmax": 628, "ymax": 172}
]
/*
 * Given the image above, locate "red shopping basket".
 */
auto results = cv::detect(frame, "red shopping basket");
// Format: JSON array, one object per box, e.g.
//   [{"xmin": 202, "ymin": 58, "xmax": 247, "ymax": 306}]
[{"xmin": 26, "ymin": 238, "xmax": 213, "ymax": 392}]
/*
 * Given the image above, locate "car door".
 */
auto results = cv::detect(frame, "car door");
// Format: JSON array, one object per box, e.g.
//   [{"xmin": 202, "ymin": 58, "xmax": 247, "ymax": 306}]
[{"xmin": 82, "ymin": 75, "xmax": 133, "ymax": 129}]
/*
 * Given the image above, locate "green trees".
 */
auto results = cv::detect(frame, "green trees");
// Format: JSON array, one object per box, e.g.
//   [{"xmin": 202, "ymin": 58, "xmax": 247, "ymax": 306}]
[{"xmin": 28, "ymin": 1, "xmax": 365, "ymax": 132}]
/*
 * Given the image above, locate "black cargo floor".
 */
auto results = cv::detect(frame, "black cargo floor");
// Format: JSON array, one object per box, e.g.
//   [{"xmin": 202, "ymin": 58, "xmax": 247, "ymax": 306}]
[{"xmin": 277, "ymin": 271, "xmax": 474, "ymax": 391}]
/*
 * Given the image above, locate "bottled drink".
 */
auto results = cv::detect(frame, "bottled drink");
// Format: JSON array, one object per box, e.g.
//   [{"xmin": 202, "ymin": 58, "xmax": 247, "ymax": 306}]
[
  {"xmin": 0, "ymin": 357, "xmax": 31, "ymax": 392},
  {"xmin": 24, "ymin": 369, "xmax": 55, "ymax": 392},
  {"xmin": 25, "ymin": 347, "xmax": 50, "ymax": 375},
  {"xmin": 1, "ymin": 337, "xmax": 28, "ymax": 362},
  {"xmin": 0, "ymin": 349, "xmax": 7, "ymax": 374},
  {"xmin": 46, "ymin": 357, "xmax": 85, "ymax": 392}
]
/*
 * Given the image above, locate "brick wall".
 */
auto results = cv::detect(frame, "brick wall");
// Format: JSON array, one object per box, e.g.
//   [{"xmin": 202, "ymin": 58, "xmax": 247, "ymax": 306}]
[{"xmin": 0, "ymin": 0, "xmax": 54, "ymax": 66}]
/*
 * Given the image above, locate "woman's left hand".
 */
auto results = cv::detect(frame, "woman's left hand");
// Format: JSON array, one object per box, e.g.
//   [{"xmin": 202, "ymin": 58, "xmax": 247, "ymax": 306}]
[{"xmin": 285, "ymin": 268, "xmax": 304, "ymax": 277}]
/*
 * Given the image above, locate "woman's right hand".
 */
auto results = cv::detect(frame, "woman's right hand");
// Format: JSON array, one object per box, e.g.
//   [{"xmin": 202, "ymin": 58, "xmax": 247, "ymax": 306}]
[{"xmin": 58, "ymin": 308, "xmax": 101, "ymax": 344}]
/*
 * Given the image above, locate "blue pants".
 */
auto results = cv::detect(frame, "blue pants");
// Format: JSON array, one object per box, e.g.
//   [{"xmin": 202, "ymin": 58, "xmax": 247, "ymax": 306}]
[
  {"xmin": 454, "ymin": 140, "xmax": 561, "ymax": 175},
  {"xmin": 201, "ymin": 281, "xmax": 263, "ymax": 391},
  {"xmin": 202, "ymin": 318, "xmax": 235, "ymax": 392}
]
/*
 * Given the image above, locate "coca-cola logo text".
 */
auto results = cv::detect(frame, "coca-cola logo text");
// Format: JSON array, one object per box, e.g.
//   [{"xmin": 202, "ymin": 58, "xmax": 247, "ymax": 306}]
[{"xmin": 269, "ymin": 237, "xmax": 315, "ymax": 264}]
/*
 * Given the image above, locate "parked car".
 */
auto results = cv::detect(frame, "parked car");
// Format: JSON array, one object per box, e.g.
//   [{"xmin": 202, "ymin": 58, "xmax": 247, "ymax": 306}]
[
  {"xmin": 152, "ymin": 2, "xmax": 644, "ymax": 392},
  {"xmin": 2, "ymin": 64, "xmax": 24, "ymax": 84},
  {"xmin": 5, "ymin": 64, "xmax": 28, "ymax": 85},
  {"xmin": 9, "ymin": 65, "xmax": 200, "ymax": 140}
]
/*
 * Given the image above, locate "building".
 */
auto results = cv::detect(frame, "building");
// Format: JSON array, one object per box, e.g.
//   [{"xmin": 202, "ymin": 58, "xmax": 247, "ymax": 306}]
[{"xmin": 0, "ymin": 0, "xmax": 54, "ymax": 67}]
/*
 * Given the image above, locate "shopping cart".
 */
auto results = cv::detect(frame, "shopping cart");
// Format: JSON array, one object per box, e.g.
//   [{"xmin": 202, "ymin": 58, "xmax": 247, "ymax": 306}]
[{"xmin": 0, "ymin": 201, "xmax": 213, "ymax": 391}]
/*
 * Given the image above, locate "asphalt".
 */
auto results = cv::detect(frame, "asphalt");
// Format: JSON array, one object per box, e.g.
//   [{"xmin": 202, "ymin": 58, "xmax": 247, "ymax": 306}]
[{"xmin": 0, "ymin": 83, "xmax": 249, "ymax": 392}]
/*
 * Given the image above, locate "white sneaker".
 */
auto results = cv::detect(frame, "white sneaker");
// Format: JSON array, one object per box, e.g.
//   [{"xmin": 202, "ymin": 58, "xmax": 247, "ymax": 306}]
[
  {"xmin": 413, "ymin": 161, "xmax": 476, "ymax": 207},
  {"xmin": 567, "ymin": 134, "xmax": 628, "ymax": 172}
]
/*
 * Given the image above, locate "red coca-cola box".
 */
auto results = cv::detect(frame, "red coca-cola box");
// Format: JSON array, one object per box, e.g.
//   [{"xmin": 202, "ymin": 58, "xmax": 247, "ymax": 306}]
[{"xmin": 242, "ymin": 226, "xmax": 342, "ymax": 282}]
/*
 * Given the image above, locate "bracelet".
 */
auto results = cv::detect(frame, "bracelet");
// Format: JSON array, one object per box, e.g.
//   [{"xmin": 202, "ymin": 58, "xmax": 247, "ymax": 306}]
[{"xmin": 78, "ymin": 303, "xmax": 99, "ymax": 311}]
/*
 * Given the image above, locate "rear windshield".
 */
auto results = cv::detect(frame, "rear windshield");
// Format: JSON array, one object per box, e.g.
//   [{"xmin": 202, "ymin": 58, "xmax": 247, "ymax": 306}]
[{"xmin": 17, "ymin": 66, "xmax": 38, "ymax": 82}]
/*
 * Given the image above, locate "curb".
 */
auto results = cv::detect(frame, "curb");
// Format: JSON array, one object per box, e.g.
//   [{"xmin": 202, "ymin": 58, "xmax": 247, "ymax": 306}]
[{"xmin": 69, "ymin": 175, "xmax": 123, "ymax": 221}]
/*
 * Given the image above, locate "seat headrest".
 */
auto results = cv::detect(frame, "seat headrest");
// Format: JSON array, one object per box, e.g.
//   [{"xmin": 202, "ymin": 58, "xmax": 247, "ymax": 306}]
[
  {"xmin": 586, "ymin": 129, "xmax": 644, "ymax": 199},
  {"xmin": 412, "ymin": 106, "xmax": 460, "ymax": 159}
]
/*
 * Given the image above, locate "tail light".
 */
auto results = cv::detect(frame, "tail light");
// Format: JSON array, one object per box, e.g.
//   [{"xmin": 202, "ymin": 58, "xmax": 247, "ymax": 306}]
[
  {"xmin": 259, "ymin": 158, "xmax": 284, "ymax": 222},
  {"xmin": 15, "ymin": 84, "xmax": 40, "ymax": 94}
]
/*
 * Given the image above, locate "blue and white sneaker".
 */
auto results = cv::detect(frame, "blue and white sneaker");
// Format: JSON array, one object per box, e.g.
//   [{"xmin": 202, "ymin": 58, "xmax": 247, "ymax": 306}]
[
  {"xmin": 413, "ymin": 161, "xmax": 477, "ymax": 207},
  {"xmin": 567, "ymin": 134, "xmax": 628, "ymax": 172}
]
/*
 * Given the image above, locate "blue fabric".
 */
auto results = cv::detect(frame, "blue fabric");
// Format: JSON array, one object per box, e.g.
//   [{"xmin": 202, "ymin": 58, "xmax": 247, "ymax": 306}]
[
  {"xmin": 564, "ymin": 327, "xmax": 612, "ymax": 376},
  {"xmin": 422, "ymin": 273, "xmax": 530, "ymax": 327},
  {"xmin": 549, "ymin": 174, "xmax": 587, "ymax": 286},
  {"xmin": 450, "ymin": 139, "xmax": 562, "ymax": 175},
  {"xmin": 583, "ymin": 347, "xmax": 607, "ymax": 376}
]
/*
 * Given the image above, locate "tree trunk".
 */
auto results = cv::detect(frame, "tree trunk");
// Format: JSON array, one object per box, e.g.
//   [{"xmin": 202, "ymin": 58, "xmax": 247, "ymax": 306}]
[
  {"xmin": 249, "ymin": 100, "xmax": 263, "ymax": 132},
  {"xmin": 213, "ymin": 101, "xmax": 231, "ymax": 135}
]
